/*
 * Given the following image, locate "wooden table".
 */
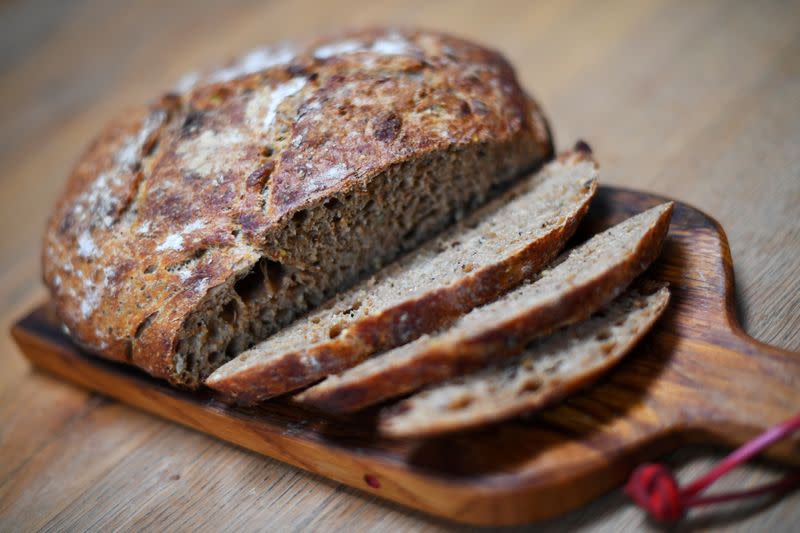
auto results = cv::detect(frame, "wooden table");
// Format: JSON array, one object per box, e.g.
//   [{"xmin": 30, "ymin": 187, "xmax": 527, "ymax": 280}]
[{"xmin": 1, "ymin": 0, "xmax": 798, "ymax": 530}]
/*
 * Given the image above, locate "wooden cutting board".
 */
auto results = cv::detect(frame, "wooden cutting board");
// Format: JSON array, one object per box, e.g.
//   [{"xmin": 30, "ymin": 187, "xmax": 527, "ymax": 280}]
[{"xmin": 11, "ymin": 186, "xmax": 800, "ymax": 526}]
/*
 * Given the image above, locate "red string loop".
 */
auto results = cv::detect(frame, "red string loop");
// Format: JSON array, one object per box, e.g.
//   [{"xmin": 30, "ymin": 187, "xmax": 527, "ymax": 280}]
[
  {"xmin": 625, "ymin": 413, "xmax": 800, "ymax": 523},
  {"xmin": 627, "ymin": 463, "xmax": 684, "ymax": 521}
]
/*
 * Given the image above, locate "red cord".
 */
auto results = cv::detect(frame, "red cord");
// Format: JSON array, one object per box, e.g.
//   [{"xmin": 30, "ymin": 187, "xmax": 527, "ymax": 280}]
[{"xmin": 625, "ymin": 413, "xmax": 800, "ymax": 523}]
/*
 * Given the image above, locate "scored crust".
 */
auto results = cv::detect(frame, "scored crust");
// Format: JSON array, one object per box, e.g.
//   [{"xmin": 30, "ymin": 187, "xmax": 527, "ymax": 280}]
[
  {"xmin": 41, "ymin": 28, "xmax": 553, "ymax": 386},
  {"xmin": 295, "ymin": 203, "xmax": 673, "ymax": 413},
  {"xmin": 206, "ymin": 147, "xmax": 598, "ymax": 403},
  {"xmin": 380, "ymin": 284, "xmax": 670, "ymax": 438}
]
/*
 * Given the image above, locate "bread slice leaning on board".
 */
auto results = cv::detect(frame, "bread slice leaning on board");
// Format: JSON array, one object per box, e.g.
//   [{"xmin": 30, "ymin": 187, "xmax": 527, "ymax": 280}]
[
  {"xmin": 295, "ymin": 202, "xmax": 673, "ymax": 413},
  {"xmin": 380, "ymin": 283, "xmax": 670, "ymax": 438},
  {"xmin": 206, "ymin": 148, "xmax": 598, "ymax": 403}
]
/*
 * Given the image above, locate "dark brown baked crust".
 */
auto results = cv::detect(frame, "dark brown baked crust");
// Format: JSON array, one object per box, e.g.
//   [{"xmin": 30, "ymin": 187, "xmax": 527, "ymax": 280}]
[
  {"xmin": 295, "ymin": 203, "xmax": 673, "ymax": 413},
  {"xmin": 42, "ymin": 28, "xmax": 552, "ymax": 384},
  {"xmin": 206, "ymin": 149, "xmax": 597, "ymax": 404}
]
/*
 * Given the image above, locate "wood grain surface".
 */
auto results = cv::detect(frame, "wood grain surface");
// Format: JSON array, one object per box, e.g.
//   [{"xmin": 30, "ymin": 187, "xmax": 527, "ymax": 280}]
[{"xmin": 1, "ymin": 0, "xmax": 798, "ymax": 530}]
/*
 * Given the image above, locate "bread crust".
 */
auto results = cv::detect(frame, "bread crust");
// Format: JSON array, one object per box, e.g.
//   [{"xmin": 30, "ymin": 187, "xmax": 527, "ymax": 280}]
[
  {"xmin": 206, "ymin": 150, "xmax": 597, "ymax": 403},
  {"xmin": 295, "ymin": 203, "xmax": 673, "ymax": 413},
  {"xmin": 41, "ymin": 28, "xmax": 552, "ymax": 384}
]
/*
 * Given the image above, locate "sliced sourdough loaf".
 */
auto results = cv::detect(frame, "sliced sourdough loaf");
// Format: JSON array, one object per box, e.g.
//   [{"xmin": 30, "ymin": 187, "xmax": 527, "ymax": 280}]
[
  {"xmin": 380, "ymin": 284, "xmax": 670, "ymax": 438},
  {"xmin": 206, "ymin": 149, "xmax": 598, "ymax": 403},
  {"xmin": 295, "ymin": 202, "xmax": 673, "ymax": 413},
  {"xmin": 42, "ymin": 28, "xmax": 553, "ymax": 387}
]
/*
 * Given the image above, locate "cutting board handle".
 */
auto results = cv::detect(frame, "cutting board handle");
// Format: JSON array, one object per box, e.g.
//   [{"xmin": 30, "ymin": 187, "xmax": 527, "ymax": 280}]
[{"xmin": 680, "ymin": 326, "xmax": 800, "ymax": 461}]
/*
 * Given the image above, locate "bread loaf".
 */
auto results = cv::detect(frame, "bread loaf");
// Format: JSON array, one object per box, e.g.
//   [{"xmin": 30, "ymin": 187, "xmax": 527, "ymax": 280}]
[
  {"xmin": 296, "ymin": 203, "xmax": 673, "ymax": 413},
  {"xmin": 380, "ymin": 284, "xmax": 669, "ymax": 438},
  {"xmin": 206, "ymin": 147, "xmax": 597, "ymax": 402},
  {"xmin": 41, "ymin": 28, "xmax": 552, "ymax": 387}
]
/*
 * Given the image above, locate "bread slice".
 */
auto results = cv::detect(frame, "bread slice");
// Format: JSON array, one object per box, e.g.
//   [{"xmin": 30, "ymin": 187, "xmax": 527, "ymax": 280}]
[
  {"xmin": 206, "ymin": 149, "xmax": 598, "ymax": 403},
  {"xmin": 380, "ymin": 284, "xmax": 669, "ymax": 438},
  {"xmin": 295, "ymin": 202, "xmax": 673, "ymax": 413}
]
